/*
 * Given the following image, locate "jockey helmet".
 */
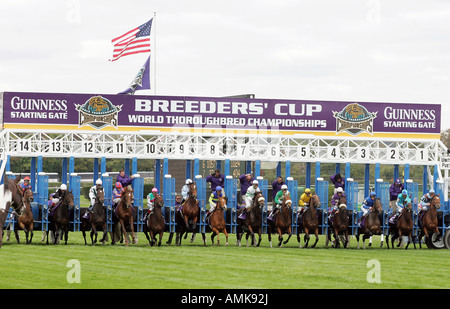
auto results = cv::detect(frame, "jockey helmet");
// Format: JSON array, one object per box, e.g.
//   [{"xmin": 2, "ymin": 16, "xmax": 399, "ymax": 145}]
[
  {"xmin": 336, "ymin": 187, "xmax": 344, "ymax": 193},
  {"xmin": 281, "ymin": 184, "xmax": 288, "ymax": 190},
  {"xmin": 96, "ymin": 179, "xmax": 102, "ymax": 185},
  {"xmin": 215, "ymin": 186, "xmax": 222, "ymax": 191},
  {"xmin": 429, "ymin": 189, "xmax": 435, "ymax": 194},
  {"xmin": 370, "ymin": 191, "xmax": 376, "ymax": 196},
  {"xmin": 252, "ymin": 180, "xmax": 259, "ymax": 185},
  {"xmin": 115, "ymin": 182, "xmax": 122, "ymax": 188},
  {"xmin": 24, "ymin": 176, "xmax": 31, "ymax": 181},
  {"xmin": 402, "ymin": 189, "xmax": 408, "ymax": 195},
  {"xmin": 60, "ymin": 184, "xmax": 67, "ymax": 190},
  {"xmin": 186, "ymin": 179, "xmax": 193, "ymax": 185},
  {"xmin": 305, "ymin": 188, "xmax": 311, "ymax": 194},
  {"xmin": 152, "ymin": 187, "xmax": 158, "ymax": 193}
]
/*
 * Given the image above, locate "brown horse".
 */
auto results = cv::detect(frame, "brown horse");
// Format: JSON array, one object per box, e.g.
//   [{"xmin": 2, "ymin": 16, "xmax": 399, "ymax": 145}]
[
  {"xmin": 113, "ymin": 186, "xmax": 136, "ymax": 246},
  {"xmin": 268, "ymin": 192, "xmax": 293, "ymax": 247},
  {"xmin": 209, "ymin": 195, "xmax": 228, "ymax": 246},
  {"xmin": 297, "ymin": 194, "xmax": 321, "ymax": 248},
  {"xmin": 387, "ymin": 200, "xmax": 415, "ymax": 249},
  {"xmin": 47, "ymin": 191, "xmax": 74, "ymax": 245},
  {"xmin": 236, "ymin": 191, "xmax": 265, "ymax": 247},
  {"xmin": 418, "ymin": 194, "xmax": 441, "ymax": 249},
  {"xmin": 356, "ymin": 198, "xmax": 383, "ymax": 249},
  {"xmin": 14, "ymin": 187, "xmax": 35, "ymax": 244},
  {"xmin": 81, "ymin": 187, "xmax": 107, "ymax": 245},
  {"xmin": 144, "ymin": 194, "xmax": 165, "ymax": 246},
  {"xmin": 0, "ymin": 175, "xmax": 22, "ymax": 248},
  {"xmin": 326, "ymin": 197, "xmax": 349, "ymax": 248}
]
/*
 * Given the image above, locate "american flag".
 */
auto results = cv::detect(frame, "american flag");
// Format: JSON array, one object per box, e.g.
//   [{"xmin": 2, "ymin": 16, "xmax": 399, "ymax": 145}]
[{"xmin": 110, "ymin": 19, "xmax": 152, "ymax": 62}]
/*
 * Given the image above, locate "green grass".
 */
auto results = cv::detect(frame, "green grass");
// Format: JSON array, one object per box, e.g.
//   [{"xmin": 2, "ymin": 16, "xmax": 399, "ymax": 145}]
[{"xmin": 0, "ymin": 231, "xmax": 448, "ymax": 289}]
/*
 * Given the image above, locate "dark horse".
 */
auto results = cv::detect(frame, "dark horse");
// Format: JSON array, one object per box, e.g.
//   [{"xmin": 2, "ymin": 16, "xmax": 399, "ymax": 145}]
[
  {"xmin": 209, "ymin": 195, "xmax": 228, "ymax": 246},
  {"xmin": 268, "ymin": 193, "xmax": 293, "ymax": 247},
  {"xmin": 143, "ymin": 194, "xmax": 165, "ymax": 246},
  {"xmin": 326, "ymin": 196, "xmax": 349, "ymax": 248},
  {"xmin": 297, "ymin": 194, "xmax": 321, "ymax": 248},
  {"xmin": 0, "ymin": 175, "xmax": 22, "ymax": 248},
  {"xmin": 236, "ymin": 191, "xmax": 265, "ymax": 247},
  {"xmin": 47, "ymin": 191, "xmax": 74, "ymax": 245},
  {"xmin": 14, "ymin": 187, "xmax": 35, "ymax": 244},
  {"xmin": 81, "ymin": 187, "xmax": 107, "ymax": 245},
  {"xmin": 167, "ymin": 183, "xmax": 206, "ymax": 246},
  {"xmin": 418, "ymin": 194, "xmax": 441, "ymax": 249},
  {"xmin": 113, "ymin": 186, "xmax": 136, "ymax": 246},
  {"xmin": 387, "ymin": 200, "xmax": 415, "ymax": 249},
  {"xmin": 356, "ymin": 198, "xmax": 383, "ymax": 249}
]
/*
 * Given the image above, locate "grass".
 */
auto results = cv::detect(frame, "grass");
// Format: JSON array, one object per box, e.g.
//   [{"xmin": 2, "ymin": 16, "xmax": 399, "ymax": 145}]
[{"xmin": 0, "ymin": 231, "xmax": 448, "ymax": 289}]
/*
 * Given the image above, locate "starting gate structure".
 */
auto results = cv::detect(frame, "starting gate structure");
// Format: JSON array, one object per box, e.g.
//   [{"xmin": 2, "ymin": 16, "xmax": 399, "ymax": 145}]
[
  {"xmin": 256, "ymin": 176, "xmax": 269, "ymax": 234},
  {"xmin": 37, "ymin": 172, "xmax": 49, "ymax": 231},
  {"xmin": 405, "ymin": 179, "xmax": 420, "ymax": 236},
  {"xmin": 69, "ymin": 173, "xmax": 81, "ymax": 231},
  {"xmin": 375, "ymin": 179, "xmax": 390, "ymax": 235},
  {"xmin": 286, "ymin": 177, "xmax": 299, "ymax": 234},
  {"xmin": 101, "ymin": 173, "xmax": 113, "ymax": 233},
  {"xmin": 346, "ymin": 178, "xmax": 359, "ymax": 235},
  {"xmin": 163, "ymin": 175, "xmax": 176, "ymax": 232},
  {"xmin": 225, "ymin": 176, "xmax": 239, "ymax": 233},
  {"xmin": 133, "ymin": 174, "xmax": 144, "ymax": 232},
  {"xmin": 315, "ymin": 178, "xmax": 329, "ymax": 235},
  {"xmin": 195, "ymin": 175, "xmax": 207, "ymax": 234}
]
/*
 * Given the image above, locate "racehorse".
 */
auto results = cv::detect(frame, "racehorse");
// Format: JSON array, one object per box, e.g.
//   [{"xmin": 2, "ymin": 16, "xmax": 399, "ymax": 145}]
[
  {"xmin": 356, "ymin": 198, "xmax": 383, "ymax": 249},
  {"xmin": 167, "ymin": 182, "xmax": 206, "ymax": 246},
  {"xmin": 268, "ymin": 192, "xmax": 293, "ymax": 247},
  {"xmin": 387, "ymin": 200, "xmax": 415, "ymax": 249},
  {"xmin": 113, "ymin": 186, "xmax": 136, "ymax": 246},
  {"xmin": 0, "ymin": 175, "xmax": 21, "ymax": 247},
  {"xmin": 297, "ymin": 194, "xmax": 321, "ymax": 248},
  {"xmin": 326, "ymin": 196, "xmax": 349, "ymax": 248},
  {"xmin": 418, "ymin": 194, "xmax": 441, "ymax": 249},
  {"xmin": 14, "ymin": 187, "xmax": 35, "ymax": 244},
  {"xmin": 143, "ymin": 194, "xmax": 165, "ymax": 246},
  {"xmin": 81, "ymin": 187, "xmax": 107, "ymax": 245},
  {"xmin": 47, "ymin": 191, "xmax": 74, "ymax": 245},
  {"xmin": 209, "ymin": 195, "xmax": 228, "ymax": 246},
  {"xmin": 236, "ymin": 191, "xmax": 265, "ymax": 247}
]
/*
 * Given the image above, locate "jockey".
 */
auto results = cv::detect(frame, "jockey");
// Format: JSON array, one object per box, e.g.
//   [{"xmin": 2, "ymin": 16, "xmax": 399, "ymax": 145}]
[
  {"xmin": 20, "ymin": 176, "xmax": 32, "ymax": 192},
  {"xmin": 205, "ymin": 186, "xmax": 226, "ymax": 221},
  {"xmin": 146, "ymin": 187, "xmax": 159, "ymax": 213},
  {"xmin": 297, "ymin": 188, "xmax": 312, "ymax": 215},
  {"xmin": 328, "ymin": 187, "xmax": 346, "ymax": 220},
  {"xmin": 244, "ymin": 180, "xmax": 260, "ymax": 211},
  {"xmin": 272, "ymin": 185, "xmax": 289, "ymax": 215},
  {"xmin": 175, "ymin": 194, "xmax": 182, "ymax": 211},
  {"xmin": 112, "ymin": 182, "xmax": 124, "ymax": 209},
  {"xmin": 52, "ymin": 183, "xmax": 67, "ymax": 211},
  {"xmin": 395, "ymin": 189, "xmax": 409, "ymax": 215},
  {"xmin": 419, "ymin": 189, "xmax": 435, "ymax": 213},
  {"xmin": 87, "ymin": 179, "xmax": 103, "ymax": 214},
  {"xmin": 181, "ymin": 179, "xmax": 194, "ymax": 204},
  {"xmin": 361, "ymin": 192, "xmax": 377, "ymax": 216}
]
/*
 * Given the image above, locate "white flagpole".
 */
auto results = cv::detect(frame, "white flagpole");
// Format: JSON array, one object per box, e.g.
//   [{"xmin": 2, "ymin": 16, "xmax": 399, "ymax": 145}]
[{"xmin": 152, "ymin": 11, "xmax": 156, "ymax": 95}]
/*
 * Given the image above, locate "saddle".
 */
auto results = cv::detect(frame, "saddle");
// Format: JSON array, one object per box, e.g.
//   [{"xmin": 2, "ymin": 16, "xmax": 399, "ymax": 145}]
[{"xmin": 49, "ymin": 202, "xmax": 61, "ymax": 217}]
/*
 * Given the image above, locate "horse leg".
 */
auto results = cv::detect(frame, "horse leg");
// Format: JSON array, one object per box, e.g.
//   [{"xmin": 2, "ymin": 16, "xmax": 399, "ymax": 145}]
[
  {"xmin": 119, "ymin": 219, "xmax": 129, "ymax": 246},
  {"xmin": 29, "ymin": 229, "xmax": 33, "ymax": 244},
  {"xmin": 212, "ymin": 227, "xmax": 219, "ymax": 246},
  {"xmin": 277, "ymin": 227, "xmax": 283, "ymax": 247},
  {"xmin": 396, "ymin": 230, "xmax": 403, "ymax": 248},
  {"xmin": 418, "ymin": 230, "xmax": 424, "ymax": 249},
  {"xmin": 64, "ymin": 226, "xmax": 69, "ymax": 245},
  {"xmin": 224, "ymin": 229, "xmax": 229, "ymax": 246},
  {"xmin": 129, "ymin": 217, "xmax": 136, "ymax": 244},
  {"xmin": 82, "ymin": 230, "xmax": 87, "ymax": 245},
  {"xmin": 356, "ymin": 230, "xmax": 360, "ymax": 249},
  {"xmin": 166, "ymin": 232, "xmax": 174, "ymax": 245},
  {"xmin": 256, "ymin": 228, "xmax": 262, "ymax": 247},
  {"xmin": 283, "ymin": 227, "xmax": 292, "ymax": 245},
  {"xmin": 312, "ymin": 229, "xmax": 319, "ymax": 248},
  {"xmin": 158, "ymin": 232, "xmax": 163, "ymax": 246},
  {"xmin": 190, "ymin": 217, "xmax": 198, "ymax": 243},
  {"xmin": 14, "ymin": 229, "xmax": 20, "ymax": 244},
  {"xmin": 247, "ymin": 226, "xmax": 254, "ymax": 247},
  {"xmin": 268, "ymin": 227, "xmax": 273, "ymax": 248},
  {"xmin": 149, "ymin": 231, "xmax": 155, "ymax": 246},
  {"xmin": 304, "ymin": 227, "xmax": 310, "ymax": 248}
]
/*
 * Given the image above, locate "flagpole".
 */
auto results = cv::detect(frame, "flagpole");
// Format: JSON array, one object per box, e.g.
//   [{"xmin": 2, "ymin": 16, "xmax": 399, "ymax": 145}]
[{"xmin": 153, "ymin": 11, "xmax": 156, "ymax": 95}]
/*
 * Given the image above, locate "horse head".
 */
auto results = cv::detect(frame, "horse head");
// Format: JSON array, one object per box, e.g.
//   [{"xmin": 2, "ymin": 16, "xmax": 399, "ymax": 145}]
[
  {"xmin": 154, "ymin": 194, "xmax": 164, "ymax": 208},
  {"xmin": 96, "ymin": 187, "xmax": 105, "ymax": 204},
  {"xmin": 282, "ymin": 193, "xmax": 292, "ymax": 209},
  {"xmin": 430, "ymin": 194, "xmax": 441, "ymax": 210},
  {"xmin": 372, "ymin": 198, "xmax": 382, "ymax": 213},
  {"xmin": 404, "ymin": 200, "xmax": 413, "ymax": 213},
  {"xmin": 189, "ymin": 183, "xmax": 198, "ymax": 199},
  {"xmin": 64, "ymin": 191, "xmax": 75, "ymax": 208},
  {"xmin": 217, "ymin": 195, "xmax": 227, "ymax": 210},
  {"xmin": 254, "ymin": 191, "xmax": 265, "ymax": 209},
  {"xmin": 310, "ymin": 194, "xmax": 321, "ymax": 208},
  {"xmin": 122, "ymin": 187, "xmax": 134, "ymax": 208},
  {"xmin": 338, "ymin": 196, "xmax": 347, "ymax": 207},
  {"xmin": 23, "ymin": 187, "xmax": 34, "ymax": 203}
]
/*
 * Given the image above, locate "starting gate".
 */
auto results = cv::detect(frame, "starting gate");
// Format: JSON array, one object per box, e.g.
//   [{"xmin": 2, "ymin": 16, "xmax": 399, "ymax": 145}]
[
  {"xmin": 101, "ymin": 173, "xmax": 113, "ymax": 233},
  {"xmin": 225, "ymin": 176, "xmax": 238, "ymax": 233},
  {"xmin": 69, "ymin": 173, "xmax": 81, "ymax": 231},
  {"xmin": 286, "ymin": 177, "xmax": 298, "ymax": 234},
  {"xmin": 37, "ymin": 172, "xmax": 49, "ymax": 231},
  {"xmin": 375, "ymin": 179, "xmax": 390, "ymax": 235},
  {"xmin": 405, "ymin": 179, "xmax": 419, "ymax": 236},
  {"xmin": 257, "ymin": 177, "xmax": 269, "ymax": 234},
  {"xmin": 196, "ymin": 175, "xmax": 207, "ymax": 233},
  {"xmin": 163, "ymin": 175, "xmax": 176, "ymax": 232},
  {"xmin": 316, "ymin": 178, "xmax": 329, "ymax": 234},
  {"xmin": 133, "ymin": 175, "xmax": 144, "ymax": 232},
  {"xmin": 346, "ymin": 179, "xmax": 359, "ymax": 235}
]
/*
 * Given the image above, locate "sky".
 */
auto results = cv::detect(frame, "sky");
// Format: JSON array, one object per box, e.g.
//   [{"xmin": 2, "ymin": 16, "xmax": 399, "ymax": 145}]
[{"xmin": 1, "ymin": 0, "xmax": 449, "ymax": 130}]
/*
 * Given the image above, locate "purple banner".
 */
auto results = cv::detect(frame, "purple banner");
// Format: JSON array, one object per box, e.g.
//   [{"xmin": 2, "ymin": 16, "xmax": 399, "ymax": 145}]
[{"xmin": 1, "ymin": 92, "xmax": 441, "ymax": 137}]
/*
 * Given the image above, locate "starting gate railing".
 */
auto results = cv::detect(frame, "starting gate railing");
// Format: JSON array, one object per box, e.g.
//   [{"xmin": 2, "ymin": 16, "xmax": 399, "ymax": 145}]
[
  {"xmin": 375, "ymin": 179, "xmax": 390, "ymax": 235},
  {"xmin": 286, "ymin": 177, "xmax": 298, "ymax": 234},
  {"xmin": 316, "ymin": 178, "xmax": 329, "ymax": 235},
  {"xmin": 405, "ymin": 179, "xmax": 419, "ymax": 236},
  {"xmin": 69, "ymin": 173, "xmax": 81, "ymax": 231},
  {"xmin": 132, "ymin": 174, "xmax": 144, "ymax": 232},
  {"xmin": 196, "ymin": 175, "xmax": 207, "ymax": 234},
  {"xmin": 346, "ymin": 178, "xmax": 359, "ymax": 235},
  {"xmin": 163, "ymin": 174, "xmax": 176, "ymax": 232},
  {"xmin": 225, "ymin": 176, "xmax": 238, "ymax": 233},
  {"xmin": 101, "ymin": 173, "xmax": 113, "ymax": 233}
]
